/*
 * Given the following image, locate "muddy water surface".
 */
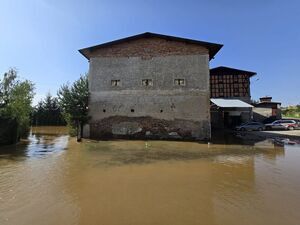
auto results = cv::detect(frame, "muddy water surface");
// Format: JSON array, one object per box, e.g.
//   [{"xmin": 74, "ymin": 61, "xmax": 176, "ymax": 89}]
[{"xmin": 1, "ymin": 126, "xmax": 300, "ymax": 225}]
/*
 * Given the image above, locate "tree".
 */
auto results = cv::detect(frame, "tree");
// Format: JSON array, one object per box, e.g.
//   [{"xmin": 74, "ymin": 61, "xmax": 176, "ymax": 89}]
[
  {"xmin": 57, "ymin": 74, "xmax": 88, "ymax": 139},
  {"xmin": 0, "ymin": 68, "xmax": 17, "ymax": 107},
  {"xmin": 0, "ymin": 68, "xmax": 35, "ymax": 139},
  {"xmin": 32, "ymin": 93, "xmax": 66, "ymax": 126}
]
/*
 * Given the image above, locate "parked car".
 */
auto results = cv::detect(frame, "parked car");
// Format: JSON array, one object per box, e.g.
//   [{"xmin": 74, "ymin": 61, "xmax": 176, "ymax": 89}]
[
  {"xmin": 235, "ymin": 122, "xmax": 265, "ymax": 131},
  {"xmin": 265, "ymin": 120, "xmax": 298, "ymax": 130}
]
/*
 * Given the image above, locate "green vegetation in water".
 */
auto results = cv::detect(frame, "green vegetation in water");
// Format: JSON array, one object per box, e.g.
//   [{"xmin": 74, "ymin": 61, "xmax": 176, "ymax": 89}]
[
  {"xmin": 58, "ymin": 74, "xmax": 89, "ymax": 137},
  {"xmin": 0, "ymin": 68, "xmax": 35, "ymax": 144},
  {"xmin": 31, "ymin": 74, "xmax": 88, "ymax": 136}
]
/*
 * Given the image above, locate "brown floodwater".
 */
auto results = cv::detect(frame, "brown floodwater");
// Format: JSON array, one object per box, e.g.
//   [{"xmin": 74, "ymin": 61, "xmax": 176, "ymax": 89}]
[{"xmin": 1, "ymin": 126, "xmax": 300, "ymax": 225}]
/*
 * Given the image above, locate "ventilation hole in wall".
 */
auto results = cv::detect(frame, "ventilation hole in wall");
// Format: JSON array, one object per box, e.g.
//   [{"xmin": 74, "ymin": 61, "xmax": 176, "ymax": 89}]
[
  {"xmin": 103, "ymin": 109, "xmax": 106, "ymax": 113},
  {"xmin": 131, "ymin": 109, "xmax": 135, "ymax": 112},
  {"xmin": 160, "ymin": 109, "xmax": 163, "ymax": 113}
]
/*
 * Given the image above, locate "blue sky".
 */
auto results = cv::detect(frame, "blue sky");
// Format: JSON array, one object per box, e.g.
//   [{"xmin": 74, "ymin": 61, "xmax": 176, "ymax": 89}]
[{"xmin": 1, "ymin": 0, "xmax": 299, "ymax": 106}]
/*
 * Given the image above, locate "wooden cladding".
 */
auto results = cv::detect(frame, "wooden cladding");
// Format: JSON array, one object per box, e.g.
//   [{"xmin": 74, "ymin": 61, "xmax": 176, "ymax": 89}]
[{"xmin": 210, "ymin": 74, "xmax": 250, "ymax": 98}]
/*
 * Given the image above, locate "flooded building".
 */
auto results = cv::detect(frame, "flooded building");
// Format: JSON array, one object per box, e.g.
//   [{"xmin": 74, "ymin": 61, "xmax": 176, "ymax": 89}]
[
  {"xmin": 79, "ymin": 32, "xmax": 223, "ymax": 140},
  {"xmin": 210, "ymin": 67, "xmax": 256, "ymax": 128}
]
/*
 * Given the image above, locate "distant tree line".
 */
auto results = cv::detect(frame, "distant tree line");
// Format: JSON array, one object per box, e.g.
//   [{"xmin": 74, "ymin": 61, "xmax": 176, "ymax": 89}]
[{"xmin": 31, "ymin": 93, "xmax": 66, "ymax": 126}]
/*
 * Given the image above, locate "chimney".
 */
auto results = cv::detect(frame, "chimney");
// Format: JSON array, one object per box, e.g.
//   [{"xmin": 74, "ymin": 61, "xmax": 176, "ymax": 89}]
[{"xmin": 260, "ymin": 96, "xmax": 272, "ymax": 103}]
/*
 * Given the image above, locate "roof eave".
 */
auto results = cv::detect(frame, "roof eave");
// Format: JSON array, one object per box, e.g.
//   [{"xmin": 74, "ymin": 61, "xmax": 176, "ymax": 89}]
[
  {"xmin": 78, "ymin": 32, "xmax": 223, "ymax": 60},
  {"xmin": 209, "ymin": 44, "xmax": 223, "ymax": 60},
  {"xmin": 210, "ymin": 66, "xmax": 257, "ymax": 77},
  {"xmin": 78, "ymin": 49, "xmax": 89, "ymax": 60}
]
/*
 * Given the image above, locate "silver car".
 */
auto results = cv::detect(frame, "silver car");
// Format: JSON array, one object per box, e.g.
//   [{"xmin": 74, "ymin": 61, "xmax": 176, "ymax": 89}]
[
  {"xmin": 235, "ymin": 122, "xmax": 265, "ymax": 131},
  {"xmin": 265, "ymin": 120, "xmax": 298, "ymax": 130}
]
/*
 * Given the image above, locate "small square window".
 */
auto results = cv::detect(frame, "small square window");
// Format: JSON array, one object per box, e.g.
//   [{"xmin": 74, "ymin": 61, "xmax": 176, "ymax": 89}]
[
  {"xmin": 174, "ymin": 79, "xmax": 185, "ymax": 86},
  {"xmin": 142, "ymin": 79, "xmax": 153, "ymax": 86},
  {"xmin": 111, "ymin": 80, "xmax": 120, "ymax": 86}
]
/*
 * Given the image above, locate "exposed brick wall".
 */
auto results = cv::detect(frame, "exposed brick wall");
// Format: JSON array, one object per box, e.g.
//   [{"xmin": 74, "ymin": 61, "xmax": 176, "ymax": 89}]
[
  {"xmin": 89, "ymin": 116, "xmax": 210, "ymax": 141},
  {"xmin": 89, "ymin": 37, "xmax": 209, "ymax": 59}
]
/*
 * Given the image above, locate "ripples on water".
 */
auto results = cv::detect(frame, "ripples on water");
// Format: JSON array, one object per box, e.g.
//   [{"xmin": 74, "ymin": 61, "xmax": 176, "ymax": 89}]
[{"xmin": 0, "ymin": 126, "xmax": 300, "ymax": 225}]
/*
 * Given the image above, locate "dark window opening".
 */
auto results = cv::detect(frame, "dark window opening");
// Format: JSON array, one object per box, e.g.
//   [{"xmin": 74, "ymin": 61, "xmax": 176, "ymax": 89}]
[
  {"xmin": 103, "ymin": 109, "xmax": 106, "ymax": 113},
  {"xmin": 174, "ymin": 79, "xmax": 185, "ymax": 86},
  {"xmin": 160, "ymin": 109, "xmax": 163, "ymax": 113},
  {"xmin": 142, "ymin": 79, "xmax": 153, "ymax": 86},
  {"xmin": 111, "ymin": 80, "xmax": 121, "ymax": 86},
  {"xmin": 131, "ymin": 109, "xmax": 134, "ymax": 112}
]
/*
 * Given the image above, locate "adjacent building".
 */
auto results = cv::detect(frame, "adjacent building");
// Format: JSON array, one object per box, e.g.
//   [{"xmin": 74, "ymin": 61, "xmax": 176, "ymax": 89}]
[
  {"xmin": 209, "ymin": 67, "xmax": 256, "ymax": 128},
  {"xmin": 79, "ymin": 32, "xmax": 223, "ymax": 140},
  {"xmin": 210, "ymin": 66, "xmax": 256, "ymax": 103},
  {"xmin": 253, "ymin": 96, "xmax": 282, "ymax": 122}
]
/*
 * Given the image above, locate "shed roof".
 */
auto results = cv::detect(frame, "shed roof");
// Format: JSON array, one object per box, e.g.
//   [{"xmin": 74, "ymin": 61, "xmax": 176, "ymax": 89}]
[
  {"xmin": 210, "ymin": 66, "xmax": 256, "ymax": 77},
  {"xmin": 79, "ymin": 32, "xmax": 223, "ymax": 60},
  {"xmin": 211, "ymin": 98, "xmax": 254, "ymax": 108}
]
